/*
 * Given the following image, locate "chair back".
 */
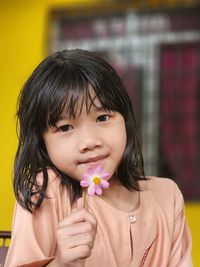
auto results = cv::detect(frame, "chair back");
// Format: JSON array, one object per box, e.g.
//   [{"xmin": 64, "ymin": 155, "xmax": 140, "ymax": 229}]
[{"xmin": 0, "ymin": 231, "xmax": 11, "ymax": 267}]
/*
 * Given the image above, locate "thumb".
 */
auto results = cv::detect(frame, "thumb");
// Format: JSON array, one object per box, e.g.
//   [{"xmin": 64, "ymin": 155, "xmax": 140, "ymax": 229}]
[
  {"xmin": 71, "ymin": 197, "xmax": 83, "ymax": 212},
  {"xmin": 76, "ymin": 197, "xmax": 84, "ymax": 209}
]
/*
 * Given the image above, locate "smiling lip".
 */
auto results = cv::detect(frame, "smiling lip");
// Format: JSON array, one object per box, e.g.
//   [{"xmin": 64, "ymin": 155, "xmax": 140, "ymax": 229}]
[{"xmin": 80, "ymin": 155, "xmax": 108, "ymax": 164}]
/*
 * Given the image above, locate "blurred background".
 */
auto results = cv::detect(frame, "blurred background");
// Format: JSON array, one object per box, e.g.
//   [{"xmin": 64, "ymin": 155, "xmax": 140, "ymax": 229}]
[{"xmin": 0, "ymin": 0, "xmax": 199, "ymax": 265}]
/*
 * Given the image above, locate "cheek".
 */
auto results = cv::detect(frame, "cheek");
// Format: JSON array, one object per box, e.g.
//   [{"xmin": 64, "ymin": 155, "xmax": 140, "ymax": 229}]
[
  {"xmin": 110, "ymin": 121, "xmax": 127, "ymax": 158},
  {"xmin": 118, "ymin": 120, "xmax": 127, "ymax": 145},
  {"xmin": 46, "ymin": 145, "xmax": 74, "ymax": 175},
  {"xmin": 117, "ymin": 128, "xmax": 127, "ymax": 157},
  {"xmin": 44, "ymin": 137, "xmax": 67, "ymax": 167},
  {"xmin": 45, "ymin": 144, "xmax": 62, "ymax": 166}
]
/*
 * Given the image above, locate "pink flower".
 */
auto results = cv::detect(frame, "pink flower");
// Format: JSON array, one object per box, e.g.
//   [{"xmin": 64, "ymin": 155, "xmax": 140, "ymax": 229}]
[{"xmin": 80, "ymin": 165, "xmax": 110, "ymax": 196}]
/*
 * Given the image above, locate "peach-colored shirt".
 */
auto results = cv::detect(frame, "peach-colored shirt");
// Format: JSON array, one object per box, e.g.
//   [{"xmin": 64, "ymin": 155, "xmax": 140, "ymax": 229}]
[{"xmin": 5, "ymin": 171, "xmax": 193, "ymax": 267}]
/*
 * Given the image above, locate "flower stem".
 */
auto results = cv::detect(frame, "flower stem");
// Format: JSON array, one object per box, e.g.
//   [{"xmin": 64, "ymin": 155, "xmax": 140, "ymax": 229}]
[{"xmin": 82, "ymin": 189, "xmax": 87, "ymax": 208}]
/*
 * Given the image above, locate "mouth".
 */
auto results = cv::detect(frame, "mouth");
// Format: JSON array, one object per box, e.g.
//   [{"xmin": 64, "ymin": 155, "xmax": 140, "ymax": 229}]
[{"xmin": 79, "ymin": 155, "xmax": 108, "ymax": 165}]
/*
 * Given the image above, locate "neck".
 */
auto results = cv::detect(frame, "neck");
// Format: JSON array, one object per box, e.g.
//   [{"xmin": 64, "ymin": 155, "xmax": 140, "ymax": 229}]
[{"xmin": 100, "ymin": 178, "xmax": 140, "ymax": 213}]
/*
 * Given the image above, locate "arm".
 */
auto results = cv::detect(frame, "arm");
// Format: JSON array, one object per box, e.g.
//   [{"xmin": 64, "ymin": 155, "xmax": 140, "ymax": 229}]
[
  {"xmin": 5, "ymin": 184, "xmax": 58, "ymax": 267},
  {"xmin": 168, "ymin": 183, "xmax": 193, "ymax": 267},
  {"xmin": 5, "ymin": 174, "xmax": 96, "ymax": 267}
]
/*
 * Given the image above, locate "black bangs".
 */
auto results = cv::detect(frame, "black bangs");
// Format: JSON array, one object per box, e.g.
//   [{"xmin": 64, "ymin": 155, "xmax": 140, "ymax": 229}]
[
  {"xmin": 40, "ymin": 56, "xmax": 129, "ymax": 132},
  {"xmin": 44, "ymin": 71, "xmax": 89, "ymax": 131},
  {"xmin": 44, "ymin": 75, "xmax": 115, "ymax": 132}
]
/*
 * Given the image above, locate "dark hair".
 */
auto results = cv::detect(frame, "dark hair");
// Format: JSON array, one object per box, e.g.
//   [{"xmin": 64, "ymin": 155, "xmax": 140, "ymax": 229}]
[{"xmin": 14, "ymin": 49, "xmax": 145, "ymax": 212}]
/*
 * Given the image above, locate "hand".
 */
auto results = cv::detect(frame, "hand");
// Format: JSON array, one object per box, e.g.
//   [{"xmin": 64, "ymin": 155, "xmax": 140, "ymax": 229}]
[{"xmin": 56, "ymin": 198, "xmax": 97, "ymax": 266}]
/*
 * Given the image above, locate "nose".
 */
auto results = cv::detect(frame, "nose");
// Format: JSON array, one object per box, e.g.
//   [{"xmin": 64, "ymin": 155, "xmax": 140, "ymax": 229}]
[{"xmin": 78, "ymin": 127, "xmax": 103, "ymax": 153}]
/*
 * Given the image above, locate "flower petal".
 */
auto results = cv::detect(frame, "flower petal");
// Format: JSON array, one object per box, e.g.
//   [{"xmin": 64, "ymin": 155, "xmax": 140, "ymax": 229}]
[
  {"xmin": 82, "ymin": 173, "xmax": 90, "ymax": 179},
  {"xmin": 100, "ymin": 180, "xmax": 110, "ymax": 188},
  {"xmin": 87, "ymin": 167, "xmax": 95, "ymax": 176},
  {"xmin": 101, "ymin": 172, "xmax": 110, "ymax": 179},
  {"xmin": 95, "ymin": 185, "xmax": 102, "ymax": 195},
  {"xmin": 87, "ymin": 184, "xmax": 96, "ymax": 195},
  {"xmin": 80, "ymin": 179, "xmax": 90, "ymax": 187},
  {"xmin": 95, "ymin": 165, "xmax": 103, "ymax": 175},
  {"xmin": 80, "ymin": 165, "xmax": 110, "ymax": 196}
]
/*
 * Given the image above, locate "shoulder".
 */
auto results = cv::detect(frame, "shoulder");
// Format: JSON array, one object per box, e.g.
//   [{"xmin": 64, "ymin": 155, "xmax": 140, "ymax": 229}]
[
  {"xmin": 36, "ymin": 168, "xmax": 63, "ymax": 198},
  {"xmin": 35, "ymin": 169, "xmax": 72, "ymax": 217},
  {"xmin": 142, "ymin": 176, "xmax": 177, "ymax": 192},
  {"xmin": 142, "ymin": 176, "xmax": 181, "ymax": 195},
  {"xmin": 140, "ymin": 177, "xmax": 184, "ymax": 216}
]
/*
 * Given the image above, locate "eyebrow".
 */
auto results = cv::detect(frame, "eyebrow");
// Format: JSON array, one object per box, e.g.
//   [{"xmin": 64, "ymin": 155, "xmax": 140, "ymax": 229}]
[
  {"xmin": 93, "ymin": 106, "xmax": 106, "ymax": 112},
  {"xmin": 57, "ymin": 115, "xmax": 68, "ymax": 122},
  {"xmin": 56, "ymin": 105, "xmax": 108, "ymax": 122}
]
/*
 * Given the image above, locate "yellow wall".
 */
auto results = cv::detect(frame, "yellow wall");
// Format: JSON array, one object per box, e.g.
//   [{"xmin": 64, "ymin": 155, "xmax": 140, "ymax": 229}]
[
  {"xmin": 0, "ymin": 0, "xmax": 98, "ymax": 229},
  {"xmin": 0, "ymin": 1, "xmax": 199, "ymax": 266}
]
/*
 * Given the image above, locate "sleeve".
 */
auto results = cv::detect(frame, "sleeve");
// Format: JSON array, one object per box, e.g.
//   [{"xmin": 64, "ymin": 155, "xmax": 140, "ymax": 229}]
[
  {"xmin": 168, "ymin": 183, "xmax": 193, "ymax": 267},
  {"xmin": 4, "ymin": 173, "xmax": 66, "ymax": 267}
]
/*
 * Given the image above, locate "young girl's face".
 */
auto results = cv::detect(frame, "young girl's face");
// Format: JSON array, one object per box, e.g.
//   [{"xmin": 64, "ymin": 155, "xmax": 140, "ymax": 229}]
[{"xmin": 43, "ymin": 88, "xmax": 127, "ymax": 182}]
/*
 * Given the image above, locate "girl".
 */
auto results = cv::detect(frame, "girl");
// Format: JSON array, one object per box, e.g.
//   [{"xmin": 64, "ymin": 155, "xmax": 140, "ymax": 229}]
[{"xmin": 5, "ymin": 49, "xmax": 192, "ymax": 267}]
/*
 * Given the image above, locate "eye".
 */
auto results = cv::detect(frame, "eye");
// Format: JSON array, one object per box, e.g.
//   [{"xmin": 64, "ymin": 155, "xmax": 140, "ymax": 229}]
[
  {"xmin": 96, "ymin": 114, "xmax": 110, "ymax": 122},
  {"xmin": 57, "ymin": 124, "xmax": 73, "ymax": 132}
]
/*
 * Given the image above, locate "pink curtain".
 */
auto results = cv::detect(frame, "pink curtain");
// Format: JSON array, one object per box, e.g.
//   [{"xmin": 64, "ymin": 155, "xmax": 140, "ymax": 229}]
[{"xmin": 160, "ymin": 43, "xmax": 200, "ymax": 199}]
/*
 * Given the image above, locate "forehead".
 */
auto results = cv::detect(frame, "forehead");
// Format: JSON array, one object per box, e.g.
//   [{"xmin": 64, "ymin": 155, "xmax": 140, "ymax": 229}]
[
  {"xmin": 46, "ymin": 82, "xmax": 116, "ymax": 130},
  {"xmin": 61, "ymin": 87, "xmax": 103, "ymax": 119}
]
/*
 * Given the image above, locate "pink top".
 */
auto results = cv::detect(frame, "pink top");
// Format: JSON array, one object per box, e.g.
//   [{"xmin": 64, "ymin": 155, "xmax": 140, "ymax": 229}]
[{"xmin": 5, "ymin": 171, "xmax": 193, "ymax": 267}]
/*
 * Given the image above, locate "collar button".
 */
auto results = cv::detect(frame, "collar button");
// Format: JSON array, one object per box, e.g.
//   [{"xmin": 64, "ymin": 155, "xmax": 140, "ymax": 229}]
[{"xmin": 129, "ymin": 214, "xmax": 136, "ymax": 223}]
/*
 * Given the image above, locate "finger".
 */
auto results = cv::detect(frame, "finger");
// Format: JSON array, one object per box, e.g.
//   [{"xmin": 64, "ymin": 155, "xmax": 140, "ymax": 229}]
[
  {"xmin": 59, "ymin": 209, "xmax": 97, "ymax": 228},
  {"xmin": 61, "ymin": 221, "xmax": 94, "ymax": 236},
  {"xmin": 66, "ymin": 259, "xmax": 86, "ymax": 267},
  {"xmin": 60, "ymin": 232, "xmax": 95, "ymax": 249},
  {"xmin": 76, "ymin": 197, "xmax": 84, "ymax": 209},
  {"xmin": 71, "ymin": 245, "xmax": 92, "ymax": 259},
  {"xmin": 71, "ymin": 197, "xmax": 85, "ymax": 212},
  {"xmin": 63, "ymin": 245, "xmax": 92, "ymax": 262}
]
